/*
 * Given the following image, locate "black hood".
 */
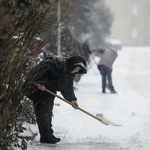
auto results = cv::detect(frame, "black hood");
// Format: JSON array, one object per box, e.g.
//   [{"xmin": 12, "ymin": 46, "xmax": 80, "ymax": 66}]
[{"xmin": 66, "ymin": 56, "xmax": 87, "ymax": 74}]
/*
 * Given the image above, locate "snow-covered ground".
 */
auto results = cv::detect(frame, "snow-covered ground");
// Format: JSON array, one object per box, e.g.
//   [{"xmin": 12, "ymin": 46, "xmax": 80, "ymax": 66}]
[{"xmin": 24, "ymin": 46, "xmax": 150, "ymax": 150}]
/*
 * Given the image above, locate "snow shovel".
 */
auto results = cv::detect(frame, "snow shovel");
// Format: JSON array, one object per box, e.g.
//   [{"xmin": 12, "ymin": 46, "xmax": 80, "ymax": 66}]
[{"xmin": 34, "ymin": 83, "xmax": 121, "ymax": 126}]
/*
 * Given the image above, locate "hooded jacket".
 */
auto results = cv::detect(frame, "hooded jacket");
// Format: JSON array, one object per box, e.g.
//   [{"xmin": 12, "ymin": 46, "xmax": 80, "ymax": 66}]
[
  {"xmin": 23, "ymin": 55, "xmax": 87, "ymax": 102},
  {"xmin": 98, "ymin": 47, "xmax": 118, "ymax": 70}
]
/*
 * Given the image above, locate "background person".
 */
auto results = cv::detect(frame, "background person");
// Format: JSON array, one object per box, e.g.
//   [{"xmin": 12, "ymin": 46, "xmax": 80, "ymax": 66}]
[
  {"xmin": 92, "ymin": 46, "xmax": 118, "ymax": 93},
  {"xmin": 82, "ymin": 40, "xmax": 92, "ymax": 64}
]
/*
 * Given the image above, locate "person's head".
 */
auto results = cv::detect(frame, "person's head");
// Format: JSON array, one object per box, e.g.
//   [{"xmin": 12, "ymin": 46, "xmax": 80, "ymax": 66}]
[{"xmin": 66, "ymin": 56, "xmax": 87, "ymax": 74}]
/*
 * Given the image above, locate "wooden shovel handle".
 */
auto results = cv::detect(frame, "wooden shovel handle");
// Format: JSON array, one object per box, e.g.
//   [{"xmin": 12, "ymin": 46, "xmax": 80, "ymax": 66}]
[{"xmin": 34, "ymin": 83, "xmax": 102, "ymax": 122}]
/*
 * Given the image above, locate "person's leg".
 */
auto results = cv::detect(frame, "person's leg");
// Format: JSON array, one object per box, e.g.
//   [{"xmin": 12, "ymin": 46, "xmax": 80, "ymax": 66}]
[
  {"xmin": 98, "ymin": 65, "xmax": 106, "ymax": 93},
  {"xmin": 106, "ymin": 67, "xmax": 113, "ymax": 87},
  {"xmin": 33, "ymin": 91, "xmax": 60, "ymax": 143},
  {"xmin": 106, "ymin": 68, "xmax": 117, "ymax": 93}
]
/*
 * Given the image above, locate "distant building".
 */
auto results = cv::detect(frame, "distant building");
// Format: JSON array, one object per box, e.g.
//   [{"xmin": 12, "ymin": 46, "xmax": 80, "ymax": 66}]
[{"xmin": 104, "ymin": 0, "xmax": 150, "ymax": 46}]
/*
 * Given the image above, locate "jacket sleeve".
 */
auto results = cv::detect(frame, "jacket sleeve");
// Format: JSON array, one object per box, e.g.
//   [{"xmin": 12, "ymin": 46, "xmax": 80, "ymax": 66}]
[
  {"xmin": 59, "ymin": 75, "xmax": 77, "ymax": 102},
  {"xmin": 60, "ymin": 87, "xmax": 77, "ymax": 102}
]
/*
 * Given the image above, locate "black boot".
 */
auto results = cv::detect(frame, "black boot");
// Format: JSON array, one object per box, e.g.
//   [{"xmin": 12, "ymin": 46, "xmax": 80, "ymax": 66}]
[
  {"xmin": 52, "ymin": 135, "xmax": 61, "ymax": 142},
  {"xmin": 109, "ymin": 86, "xmax": 117, "ymax": 93},
  {"xmin": 40, "ymin": 135, "xmax": 61, "ymax": 144},
  {"xmin": 102, "ymin": 87, "xmax": 106, "ymax": 93}
]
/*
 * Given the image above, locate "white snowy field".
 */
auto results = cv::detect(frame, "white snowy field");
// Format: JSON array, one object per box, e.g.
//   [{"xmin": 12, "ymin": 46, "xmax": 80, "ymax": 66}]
[{"xmin": 24, "ymin": 46, "xmax": 150, "ymax": 150}]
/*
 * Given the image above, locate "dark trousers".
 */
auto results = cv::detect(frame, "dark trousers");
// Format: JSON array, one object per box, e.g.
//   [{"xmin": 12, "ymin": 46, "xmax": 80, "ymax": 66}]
[
  {"xmin": 98, "ymin": 65, "xmax": 113, "ymax": 87},
  {"xmin": 32, "ymin": 90, "xmax": 56, "ymax": 140}
]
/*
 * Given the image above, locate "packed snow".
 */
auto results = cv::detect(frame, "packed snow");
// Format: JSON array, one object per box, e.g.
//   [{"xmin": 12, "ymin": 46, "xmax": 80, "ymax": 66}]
[{"xmin": 22, "ymin": 46, "xmax": 150, "ymax": 150}]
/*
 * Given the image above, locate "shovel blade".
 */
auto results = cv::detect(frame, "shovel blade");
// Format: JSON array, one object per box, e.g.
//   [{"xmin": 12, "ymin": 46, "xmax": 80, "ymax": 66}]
[{"xmin": 96, "ymin": 114, "xmax": 122, "ymax": 126}]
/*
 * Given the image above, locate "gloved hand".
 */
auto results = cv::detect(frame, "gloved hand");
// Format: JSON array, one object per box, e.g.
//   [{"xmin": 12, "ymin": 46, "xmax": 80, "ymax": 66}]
[
  {"xmin": 71, "ymin": 101, "xmax": 78, "ymax": 109},
  {"xmin": 38, "ymin": 84, "xmax": 45, "ymax": 91}
]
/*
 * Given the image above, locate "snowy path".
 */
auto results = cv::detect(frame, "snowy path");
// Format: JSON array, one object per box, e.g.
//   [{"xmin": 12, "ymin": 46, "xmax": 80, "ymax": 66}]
[
  {"xmin": 27, "ymin": 46, "xmax": 150, "ymax": 150},
  {"xmin": 29, "ymin": 143, "xmax": 120, "ymax": 150}
]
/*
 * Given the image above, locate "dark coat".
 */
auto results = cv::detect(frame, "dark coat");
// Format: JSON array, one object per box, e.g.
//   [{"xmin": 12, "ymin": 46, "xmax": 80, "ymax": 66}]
[
  {"xmin": 82, "ymin": 42, "xmax": 91, "ymax": 62},
  {"xmin": 23, "ymin": 55, "xmax": 87, "ymax": 103}
]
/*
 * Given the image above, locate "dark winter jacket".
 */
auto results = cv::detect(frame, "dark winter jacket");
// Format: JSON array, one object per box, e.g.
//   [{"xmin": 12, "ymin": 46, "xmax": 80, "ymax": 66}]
[{"xmin": 23, "ymin": 56, "xmax": 87, "ymax": 102}]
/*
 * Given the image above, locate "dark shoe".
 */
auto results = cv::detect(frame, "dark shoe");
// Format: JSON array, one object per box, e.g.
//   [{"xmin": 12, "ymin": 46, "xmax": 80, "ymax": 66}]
[
  {"xmin": 52, "ymin": 135, "xmax": 61, "ymax": 142},
  {"xmin": 109, "ymin": 86, "xmax": 117, "ymax": 93},
  {"xmin": 102, "ymin": 87, "xmax": 106, "ymax": 93},
  {"xmin": 40, "ymin": 135, "xmax": 61, "ymax": 144}
]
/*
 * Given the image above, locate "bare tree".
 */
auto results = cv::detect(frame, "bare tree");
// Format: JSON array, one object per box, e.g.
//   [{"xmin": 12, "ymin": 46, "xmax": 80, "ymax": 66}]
[
  {"xmin": 0, "ymin": 0, "xmax": 92, "ymax": 148},
  {"xmin": 41, "ymin": 0, "xmax": 83, "ymax": 57},
  {"xmin": 0, "ymin": 0, "xmax": 60, "ymax": 149},
  {"xmin": 70, "ymin": 0, "xmax": 114, "ymax": 47}
]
